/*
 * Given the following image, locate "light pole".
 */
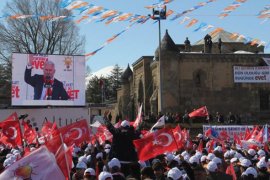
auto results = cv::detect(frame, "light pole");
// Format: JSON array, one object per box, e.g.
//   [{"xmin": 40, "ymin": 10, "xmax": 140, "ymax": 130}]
[{"xmin": 151, "ymin": 5, "xmax": 166, "ymax": 113}]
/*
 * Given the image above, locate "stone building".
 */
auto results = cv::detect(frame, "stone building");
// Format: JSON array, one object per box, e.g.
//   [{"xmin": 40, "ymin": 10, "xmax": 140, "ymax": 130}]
[{"xmin": 116, "ymin": 29, "xmax": 270, "ymax": 120}]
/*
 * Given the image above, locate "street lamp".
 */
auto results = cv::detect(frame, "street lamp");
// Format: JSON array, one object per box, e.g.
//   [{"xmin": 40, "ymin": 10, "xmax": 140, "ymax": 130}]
[{"xmin": 151, "ymin": 5, "xmax": 166, "ymax": 113}]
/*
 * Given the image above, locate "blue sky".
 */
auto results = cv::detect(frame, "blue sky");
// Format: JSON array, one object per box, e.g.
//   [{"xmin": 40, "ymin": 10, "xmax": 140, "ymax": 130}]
[{"xmin": 1, "ymin": 0, "xmax": 270, "ymax": 72}]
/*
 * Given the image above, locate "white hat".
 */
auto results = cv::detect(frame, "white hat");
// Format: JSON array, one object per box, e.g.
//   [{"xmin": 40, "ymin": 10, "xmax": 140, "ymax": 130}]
[
  {"xmin": 105, "ymin": 149, "xmax": 110, "ymax": 154},
  {"xmin": 240, "ymin": 159, "xmax": 252, "ymax": 167},
  {"xmin": 207, "ymin": 153, "xmax": 215, "ymax": 161},
  {"xmin": 84, "ymin": 168, "xmax": 96, "ymax": 176},
  {"xmin": 86, "ymin": 155, "xmax": 91, "ymax": 162},
  {"xmin": 189, "ymin": 156, "xmax": 199, "ymax": 165},
  {"xmin": 98, "ymin": 171, "xmax": 113, "ymax": 180},
  {"xmin": 173, "ymin": 156, "xmax": 181, "ymax": 165},
  {"xmin": 108, "ymin": 158, "xmax": 121, "ymax": 169},
  {"xmin": 74, "ymin": 146, "xmax": 81, "ymax": 153},
  {"xmin": 212, "ymin": 157, "xmax": 222, "ymax": 165},
  {"xmin": 96, "ymin": 152, "xmax": 103, "ymax": 159},
  {"xmin": 167, "ymin": 167, "xmax": 182, "ymax": 180},
  {"xmin": 76, "ymin": 161, "xmax": 87, "ymax": 169},
  {"xmin": 79, "ymin": 156, "xmax": 88, "ymax": 164},
  {"xmin": 248, "ymin": 149, "xmax": 256, "ymax": 156},
  {"xmin": 120, "ymin": 120, "xmax": 130, "ymax": 127},
  {"xmin": 104, "ymin": 144, "xmax": 111, "ymax": 149},
  {"xmin": 207, "ymin": 161, "xmax": 217, "ymax": 172},
  {"xmin": 257, "ymin": 149, "xmax": 265, "ymax": 157},
  {"xmin": 195, "ymin": 151, "xmax": 202, "ymax": 159},
  {"xmin": 181, "ymin": 151, "xmax": 189, "ymax": 157},
  {"xmin": 165, "ymin": 153, "xmax": 175, "ymax": 163},
  {"xmin": 13, "ymin": 150, "xmax": 20, "ymax": 155},
  {"xmin": 214, "ymin": 146, "xmax": 222, "ymax": 153},
  {"xmin": 72, "ymin": 152, "xmax": 78, "ymax": 158},
  {"xmin": 138, "ymin": 160, "xmax": 146, "ymax": 169},
  {"xmin": 257, "ymin": 160, "xmax": 267, "ymax": 169},
  {"xmin": 234, "ymin": 152, "xmax": 243, "ymax": 159},
  {"xmin": 196, "ymin": 133, "xmax": 203, "ymax": 138},
  {"xmin": 3, "ymin": 158, "xmax": 12, "ymax": 167},
  {"xmin": 243, "ymin": 167, "xmax": 258, "ymax": 178},
  {"xmin": 200, "ymin": 155, "xmax": 207, "ymax": 162},
  {"xmin": 6, "ymin": 153, "xmax": 12, "ymax": 159},
  {"xmin": 230, "ymin": 157, "xmax": 238, "ymax": 163},
  {"xmin": 224, "ymin": 151, "xmax": 230, "ymax": 158}
]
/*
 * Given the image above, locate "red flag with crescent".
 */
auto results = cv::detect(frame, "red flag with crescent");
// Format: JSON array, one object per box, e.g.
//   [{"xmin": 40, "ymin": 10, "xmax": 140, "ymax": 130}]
[
  {"xmin": 188, "ymin": 106, "xmax": 209, "ymax": 118},
  {"xmin": 59, "ymin": 119, "xmax": 90, "ymax": 146},
  {"xmin": 172, "ymin": 125, "xmax": 184, "ymax": 149},
  {"xmin": 0, "ymin": 113, "xmax": 23, "ymax": 147},
  {"xmin": 133, "ymin": 128, "xmax": 178, "ymax": 161}
]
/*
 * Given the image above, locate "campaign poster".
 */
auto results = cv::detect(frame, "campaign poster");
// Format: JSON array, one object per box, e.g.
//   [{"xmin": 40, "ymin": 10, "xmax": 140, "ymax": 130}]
[
  {"xmin": 12, "ymin": 53, "xmax": 85, "ymax": 106},
  {"xmin": 234, "ymin": 66, "xmax": 270, "ymax": 83}
]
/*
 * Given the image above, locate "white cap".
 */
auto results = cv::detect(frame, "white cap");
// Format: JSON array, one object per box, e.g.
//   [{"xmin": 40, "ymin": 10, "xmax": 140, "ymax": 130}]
[
  {"xmin": 3, "ymin": 158, "xmax": 12, "ymax": 167},
  {"xmin": 234, "ymin": 152, "xmax": 243, "ymax": 159},
  {"xmin": 173, "ymin": 156, "xmax": 181, "ymax": 165},
  {"xmin": 167, "ymin": 167, "xmax": 182, "ymax": 180},
  {"xmin": 105, "ymin": 149, "xmax": 110, "ymax": 154},
  {"xmin": 240, "ymin": 159, "xmax": 252, "ymax": 167},
  {"xmin": 207, "ymin": 161, "xmax": 217, "ymax": 172},
  {"xmin": 84, "ymin": 168, "xmax": 96, "ymax": 176},
  {"xmin": 200, "ymin": 155, "xmax": 207, "ymax": 162},
  {"xmin": 196, "ymin": 133, "xmax": 203, "ymax": 138},
  {"xmin": 96, "ymin": 152, "xmax": 103, "ymax": 159},
  {"xmin": 243, "ymin": 167, "xmax": 258, "ymax": 178},
  {"xmin": 214, "ymin": 146, "xmax": 222, "ymax": 153},
  {"xmin": 248, "ymin": 149, "xmax": 256, "ymax": 156},
  {"xmin": 98, "ymin": 171, "xmax": 113, "ymax": 180},
  {"xmin": 86, "ymin": 155, "xmax": 91, "ymax": 162},
  {"xmin": 79, "ymin": 156, "xmax": 88, "ymax": 164},
  {"xmin": 120, "ymin": 120, "xmax": 130, "ymax": 127},
  {"xmin": 230, "ymin": 157, "xmax": 238, "ymax": 163},
  {"xmin": 257, "ymin": 149, "xmax": 265, "ymax": 157},
  {"xmin": 207, "ymin": 153, "xmax": 215, "ymax": 161},
  {"xmin": 224, "ymin": 151, "xmax": 230, "ymax": 158},
  {"xmin": 104, "ymin": 144, "xmax": 111, "ymax": 149},
  {"xmin": 181, "ymin": 151, "xmax": 189, "ymax": 157},
  {"xmin": 76, "ymin": 161, "xmax": 87, "ymax": 169},
  {"xmin": 6, "ymin": 153, "xmax": 12, "ymax": 159},
  {"xmin": 108, "ymin": 158, "xmax": 121, "ymax": 169},
  {"xmin": 212, "ymin": 157, "xmax": 222, "ymax": 165},
  {"xmin": 165, "ymin": 153, "xmax": 175, "ymax": 163},
  {"xmin": 189, "ymin": 156, "xmax": 199, "ymax": 165},
  {"xmin": 257, "ymin": 160, "xmax": 267, "ymax": 169},
  {"xmin": 195, "ymin": 151, "xmax": 202, "ymax": 159}
]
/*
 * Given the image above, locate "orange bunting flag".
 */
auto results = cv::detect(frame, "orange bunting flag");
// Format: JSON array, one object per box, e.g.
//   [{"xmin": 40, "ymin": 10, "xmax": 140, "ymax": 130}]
[
  {"xmin": 230, "ymin": 33, "xmax": 239, "ymax": 40},
  {"xmin": 67, "ymin": 1, "xmax": 88, "ymax": 11},
  {"xmin": 209, "ymin": 28, "xmax": 224, "ymax": 37},
  {"xmin": 166, "ymin": 9, "xmax": 174, "ymax": 17},
  {"xmin": 101, "ymin": 10, "xmax": 118, "ymax": 19},
  {"xmin": 186, "ymin": 19, "xmax": 198, "ymax": 28},
  {"xmin": 250, "ymin": 39, "xmax": 259, "ymax": 46},
  {"xmin": 75, "ymin": 15, "xmax": 89, "ymax": 24},
  {"xmin": 86, "ymin": 6, "xmax": 104, "ymax": 15}
]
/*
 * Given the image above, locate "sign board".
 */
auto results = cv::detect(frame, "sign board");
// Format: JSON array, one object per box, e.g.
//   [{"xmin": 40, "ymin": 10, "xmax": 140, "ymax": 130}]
[{"xmin": 233, "ymin": 66, "xmax": 270, "ymax": 83}]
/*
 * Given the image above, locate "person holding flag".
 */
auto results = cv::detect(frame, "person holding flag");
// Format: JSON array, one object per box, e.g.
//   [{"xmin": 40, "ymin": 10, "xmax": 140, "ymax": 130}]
[{"xmin": 103, "ymin": 111, "xmax": 141, "ymax": 176}]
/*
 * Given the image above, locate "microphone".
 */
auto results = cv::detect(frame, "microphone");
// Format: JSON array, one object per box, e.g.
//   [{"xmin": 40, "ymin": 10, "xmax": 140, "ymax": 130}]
[{"xmin": 19, "ymin": 114, "xmax": 28, "ymax": 120}]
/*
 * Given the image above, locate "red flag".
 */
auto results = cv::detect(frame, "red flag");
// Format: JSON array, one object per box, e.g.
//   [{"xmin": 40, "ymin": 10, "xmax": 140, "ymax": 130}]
[
  {"xmin": 45, "ymin": 135, "xmax": 72, "ymax": 179},
  {"xmin": 59, "ymin": 119, "xmax": 90, "ymax": 146},
  {"xmin": 133, "ymin": 104, "xmax": 142, "ymax": 128},
  {"xmin": 22, "ymin": 120, "xmax": 37, "ymax": 144},
  {"xmin": 96, "ymin": 125, "xmax": 113, "ymax": 144},
  {"xmin": 234, "ymin": 133, "xmax": 241, "ymax": 145},
  {"xmin": 0, "ymin": 114, "xmax": 23, "ymax": 147},
  {"xmin": 41, "ymin": 121, "xmax": 59, "ymax": 140},
  {"xmin": 225, "ymin": 163, "xmax": 237, "ymax": 180},
  {"xmin": 244, "ymin": 127, "xmax": 251, "ymax": 140},
  {"xmin": 219, "ymin": 130, "xmax": 230, "ymax": 141},
  {"xmin": 255, "ymin": 128, "xmax": 264, "ymax": 143},
  {"xmin": 133, "ymin": 128, "xmax": 178, "ymax": 161},
  {"xmin": 172, "ymin": 125, "xmax": 183, "ymax": 149},
  {"xmin": 188, "ymin": 106, "xmax": 209, "ymax": 118},
  {"xmin": 197, "ymin": 139, "xmax": 203, "ymax": 152}
]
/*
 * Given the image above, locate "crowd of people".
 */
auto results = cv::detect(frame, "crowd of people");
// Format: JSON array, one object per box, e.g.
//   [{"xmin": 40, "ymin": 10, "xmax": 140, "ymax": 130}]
[{"xmin": 0, "ymin": 114, "xmax": 269, "ymax": 180}]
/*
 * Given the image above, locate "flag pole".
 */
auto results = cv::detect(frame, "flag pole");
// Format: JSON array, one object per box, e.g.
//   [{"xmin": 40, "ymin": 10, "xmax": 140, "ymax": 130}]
[{"xmin": 60, "ymin": 134, "xmax": 71, "ymax": 180}]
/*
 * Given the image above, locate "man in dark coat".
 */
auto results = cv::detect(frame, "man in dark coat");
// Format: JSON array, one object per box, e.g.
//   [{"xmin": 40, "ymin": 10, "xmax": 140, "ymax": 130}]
[
  {"xmin": 24, "ymin": 60, "xmax": 69, "ymax": 100},
  {"xmin": 104, "ymin": 115, "xmax": 140, "ymax": 176}
]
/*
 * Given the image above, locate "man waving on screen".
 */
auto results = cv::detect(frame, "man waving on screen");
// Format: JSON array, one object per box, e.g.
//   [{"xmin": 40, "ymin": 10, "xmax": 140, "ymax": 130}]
[{"xmin": 24, "ymin": 58, "xmax": 69, "ymax": 100}]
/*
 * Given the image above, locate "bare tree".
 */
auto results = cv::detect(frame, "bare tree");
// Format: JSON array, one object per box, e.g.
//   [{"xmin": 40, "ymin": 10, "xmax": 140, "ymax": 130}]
[{"xmin": 0, "ymin": 0, "xmax": 85, "ymax": 63}]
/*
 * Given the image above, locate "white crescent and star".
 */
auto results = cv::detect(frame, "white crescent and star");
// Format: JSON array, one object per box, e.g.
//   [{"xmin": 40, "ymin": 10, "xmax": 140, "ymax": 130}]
[
  {"xmin": 69, "ymin": 128, "xmax": 83, "ymax": 140},
  {"xmin": 173, "ymin": 131, "xmax": 182, "ymax": 141},
  {"xmin": 153, "ymin": 133, "xmax": 173, "ymax": 147},
  {"xmin": 6, "ymin": 127, "xmax": 17, "ymax": 140}
]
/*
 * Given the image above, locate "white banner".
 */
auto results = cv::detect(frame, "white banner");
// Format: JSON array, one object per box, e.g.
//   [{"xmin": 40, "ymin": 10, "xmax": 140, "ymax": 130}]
[
  {"xmin": 12, "ymin": 53, "xmax": 85, "ymax": 106},
  {"xmin": 233, "ymin": 66, "xmax": 270, "ymax": 83},
  {"xmin": 203, "ymin": 125, "xmax": 254, "ymax": 138}
]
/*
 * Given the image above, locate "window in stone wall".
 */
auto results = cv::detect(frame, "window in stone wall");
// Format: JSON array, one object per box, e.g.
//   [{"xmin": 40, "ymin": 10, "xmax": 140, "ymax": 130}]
[{"xmin": 259, "ymin": 90, "xmax": 269, "ymax": 110}]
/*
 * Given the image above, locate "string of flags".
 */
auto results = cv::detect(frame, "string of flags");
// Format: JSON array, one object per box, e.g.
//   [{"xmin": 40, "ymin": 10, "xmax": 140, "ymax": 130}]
[
  {"xmin": 0, "ymin": 0, "xmax": 270, "ymax": 58},
  {"xmin": 218, "ymin": 0, "xmax": 248, "ymax": 19}
]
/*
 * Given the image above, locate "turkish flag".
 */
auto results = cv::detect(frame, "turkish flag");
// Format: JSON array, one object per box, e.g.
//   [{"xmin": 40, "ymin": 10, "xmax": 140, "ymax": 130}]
[
  {"xmin": 22, "ymin": 120, "xmax": 37, "ymax": 144},
  {"xmin": 172, "ymin": 125, "xmax": 184, "ymax": 149},
  {"xmin": 219, "ymin": 130, "xmax": 230, "ymax": 141},
  {"xmin": 197, "ymin": 139, "xmax": 204, "ymax": 152},
  {"xmin": 45, "ymin": 135, "xmax": 72, "ymax": 179},
  {"xmin": 59, "ymin": 119, "xmax": 90, "ymax": 146},
  {"xmin": 96, "ymin": 125, "xmax": 113, "ymax": 144},
  {"xmin": 226, "ymin": 163, "xmax": 237, "ymax": 180},
  {"xmin": 133, "ymin": 104, "xmax": 142, "ymax": 128},
  {"xmin": 0, "ymin": 114, "xmax": 22, "ymax": 147},
  {"xmin": 41, "ymin": 121, "xmax": 59, "ymax": 141},
  {"xmin": 133, "ymin": 128, "xmax": 178, "ymax": 161},
  {"xmin": 188, "ymin": 106, "xmax": 209, "ymax": 118}
]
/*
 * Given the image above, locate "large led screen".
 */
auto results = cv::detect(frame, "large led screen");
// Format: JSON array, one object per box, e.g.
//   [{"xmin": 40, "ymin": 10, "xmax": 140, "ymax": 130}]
[{"xmin": 12, "ymin": 53, "xmax": 85, "ymax": 106}]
